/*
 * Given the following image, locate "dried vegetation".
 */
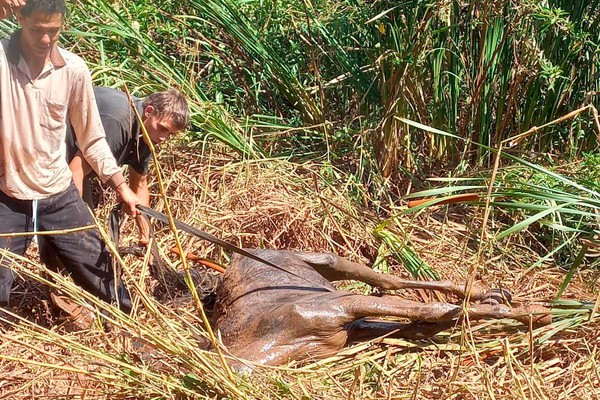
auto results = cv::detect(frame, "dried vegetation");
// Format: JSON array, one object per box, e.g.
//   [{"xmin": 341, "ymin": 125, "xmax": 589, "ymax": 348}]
[{"xmin": 0, "ymin": 144, "xmax": 598, "ymax": 399}]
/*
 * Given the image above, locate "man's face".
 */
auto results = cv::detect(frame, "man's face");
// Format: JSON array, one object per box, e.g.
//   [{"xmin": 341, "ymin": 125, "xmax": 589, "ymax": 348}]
[
  {"xmin": 18, "ymin": 11, "xmax": 62, "ymax": 60},
  {"xmin": 143, "ymin": 107, "xmax": 181, "ymax": 145}
]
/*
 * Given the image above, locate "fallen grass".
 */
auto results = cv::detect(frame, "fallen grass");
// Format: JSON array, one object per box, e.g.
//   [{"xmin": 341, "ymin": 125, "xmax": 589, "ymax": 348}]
[{"xmin": 0, "ymin": 143, "xmax": 598, "ymax": 399}]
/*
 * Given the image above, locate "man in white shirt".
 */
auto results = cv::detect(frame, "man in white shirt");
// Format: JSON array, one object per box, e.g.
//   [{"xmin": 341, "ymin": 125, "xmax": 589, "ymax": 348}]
[{"xmin": 0, "ymin": 0, "xmax": 139, "ymax": 313}]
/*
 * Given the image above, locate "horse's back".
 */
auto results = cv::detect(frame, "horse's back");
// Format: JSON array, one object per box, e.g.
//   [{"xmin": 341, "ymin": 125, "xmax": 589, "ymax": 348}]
[{"xmin": 213, "ymin": 249, "xmax": 335, "ymax": 341}]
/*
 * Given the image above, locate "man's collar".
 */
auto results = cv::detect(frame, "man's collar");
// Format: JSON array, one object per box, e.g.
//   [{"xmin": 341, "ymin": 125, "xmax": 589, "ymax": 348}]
[
  {"xmin": 133, "ymin": 98, "xmax": 146, "ymax": 143},
  {"xmin": 7, "ymin": 29, "xmax": 66, "ymax": 68}
]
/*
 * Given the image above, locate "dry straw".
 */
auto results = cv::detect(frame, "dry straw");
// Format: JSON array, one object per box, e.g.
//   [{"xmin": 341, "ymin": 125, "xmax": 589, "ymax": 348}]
[{"xmin": 0, "ymin": 141, "xmax": 598, "ymax": 399}]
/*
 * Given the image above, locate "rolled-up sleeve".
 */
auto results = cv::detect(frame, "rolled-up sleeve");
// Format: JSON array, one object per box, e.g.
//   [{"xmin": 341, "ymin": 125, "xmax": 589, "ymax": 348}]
[{"xmin": 67, "ymin": 61, "xmax": 121, "ymax": 183}]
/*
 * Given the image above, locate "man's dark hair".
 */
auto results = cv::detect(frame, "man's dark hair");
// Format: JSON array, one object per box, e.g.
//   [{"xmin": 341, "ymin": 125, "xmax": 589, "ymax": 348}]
[
  {"xmin": 20, "ymin": 0, "xmax": 66, "ymax": 17},
  {"xmin": 143, "ymin": 89, "xmax": 190, "ymax": 131}
]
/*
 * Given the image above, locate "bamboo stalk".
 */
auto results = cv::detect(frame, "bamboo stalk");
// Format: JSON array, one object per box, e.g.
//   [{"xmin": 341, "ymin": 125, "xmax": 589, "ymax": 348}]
[
  {"xmin": 507, "ymin": 105, "xmax": 597, "ymax": 148},
  {"xmin": 122, "ymin": 86, "xmax": 236, "ymax": 383},
  {"xmin": 0, "ymin": 225, "xmax": 96, "ymax": 238}
]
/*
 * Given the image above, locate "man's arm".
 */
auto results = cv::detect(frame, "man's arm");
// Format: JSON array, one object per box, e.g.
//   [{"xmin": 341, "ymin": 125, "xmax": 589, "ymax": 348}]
[
  {"xmin": 67, "ymin": 60, "xmax": 138, "ymax": 216},
  {"xmin": 129, "ymin": 168, "xmax": 151, "ymax": 244},
  {"xmin": 68, "ymin": 151, "xmax": 92, "ymax": 196},
  {"xmin": 68, "ymin": 126, "xmax": 139, "ymax": 216}
]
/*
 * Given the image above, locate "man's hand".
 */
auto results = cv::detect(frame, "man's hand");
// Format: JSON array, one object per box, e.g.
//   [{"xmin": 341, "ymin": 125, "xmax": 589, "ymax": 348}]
[
  {"xmin": 108, "ymin": 172, "xmax": 139, "ymax": 217},
  {"xmin": 0, "ymin": 0, "xmax": 26, "ymax": 19},
  {"xmin": 115, "ymin": 183, "xmax": 140, "ymax": 217}
]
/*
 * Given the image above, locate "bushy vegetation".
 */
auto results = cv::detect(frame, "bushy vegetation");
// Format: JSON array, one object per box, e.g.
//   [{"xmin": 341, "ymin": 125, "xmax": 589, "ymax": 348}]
[
  {"xmin": 49, "ymin": 0, "xmax": 600, "ymax": 272},
  {"xmin": 57, "ymin": 1, "xmax": 599, "ymax": 174},
  {"xmin": 0, "ymin": 0, "xmax": 599, "ymax": 398}
]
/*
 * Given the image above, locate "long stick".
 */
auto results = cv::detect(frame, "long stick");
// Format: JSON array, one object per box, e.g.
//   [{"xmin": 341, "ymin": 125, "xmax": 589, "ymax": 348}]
[
  {"xmin": 0, "ymin": 225, "xmax": 95, "ymax": 237},
  {"xmin": 507, "ymin": 105, "xmax": 599, "ymax": 147},
  {"xmin": 122, "ymin": 86, "xmax": 235, "ymax": 381}
]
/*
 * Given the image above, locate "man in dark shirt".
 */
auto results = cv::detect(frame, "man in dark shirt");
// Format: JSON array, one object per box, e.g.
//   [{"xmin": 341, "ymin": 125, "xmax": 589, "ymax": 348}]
[{"xmin": 66, "ymin": 86, "xmax": 190, "ymax": 245}]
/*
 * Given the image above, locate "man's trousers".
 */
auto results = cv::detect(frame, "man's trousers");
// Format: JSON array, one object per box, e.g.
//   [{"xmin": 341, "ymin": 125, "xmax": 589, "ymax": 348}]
[{"xmin": 0, "ymin": 183, "xmax": 131, "ymax": 313}]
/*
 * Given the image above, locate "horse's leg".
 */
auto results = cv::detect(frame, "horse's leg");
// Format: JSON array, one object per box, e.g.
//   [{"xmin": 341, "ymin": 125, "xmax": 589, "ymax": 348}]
[
  {"xmin": 328, "ymin": 293, "xmax": 551, "ymax": 327},
  {"xmin": 346, "ymin": 318, "xmax": 459, "ymax": 342},
  {"xmin": 292, "ymin": 252, "xmax": 489, "ymax": 300}
]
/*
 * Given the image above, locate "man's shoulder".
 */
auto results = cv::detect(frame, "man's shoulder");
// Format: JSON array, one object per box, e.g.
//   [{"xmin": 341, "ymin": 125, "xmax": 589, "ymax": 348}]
[
  {"xmin": 94, "ymin": 87, "xmax": 128, "ymax": 103},
  {"xmin": 94, "ymin": 87, "xmax": 133, "ymax": 121},
  {"xmin": 57, "ymin": 47, "xmax": 89, "ymax": 72}
]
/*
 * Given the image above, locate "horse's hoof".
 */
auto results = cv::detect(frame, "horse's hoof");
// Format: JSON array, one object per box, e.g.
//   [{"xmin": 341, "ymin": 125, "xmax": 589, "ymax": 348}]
[
  {"xmin": 480, "ymin": 288, "xmax": 512, "ymax": 306},
  {"xmin": 514, "ymin": 305, "xmax": 553, "ymax": 327}
]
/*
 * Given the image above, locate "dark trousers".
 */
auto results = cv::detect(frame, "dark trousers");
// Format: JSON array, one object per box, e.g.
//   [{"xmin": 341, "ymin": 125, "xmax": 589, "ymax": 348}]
[{"xmin": 0, "ymin": 183, "xmax": 131, "ymax": 313}]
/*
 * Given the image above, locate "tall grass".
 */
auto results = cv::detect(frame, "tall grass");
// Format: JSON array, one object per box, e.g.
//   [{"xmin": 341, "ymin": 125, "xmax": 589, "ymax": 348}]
[
  {"xmin": 0, "ymin": 0, "xmax": 591, "ymax": 181},
  {"xmin": 401, "ymin": 116, "xmax": 600, "ymax": 294},
  {"xmin": 110, "ymin": 0, "xmax": 597, "ymax": 179}
]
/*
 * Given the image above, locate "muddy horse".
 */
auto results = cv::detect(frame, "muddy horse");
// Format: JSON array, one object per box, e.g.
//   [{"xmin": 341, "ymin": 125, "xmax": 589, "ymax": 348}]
[{"xmin": 184, "ymin": 249, "xmax": 552, "ymax": 367}]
